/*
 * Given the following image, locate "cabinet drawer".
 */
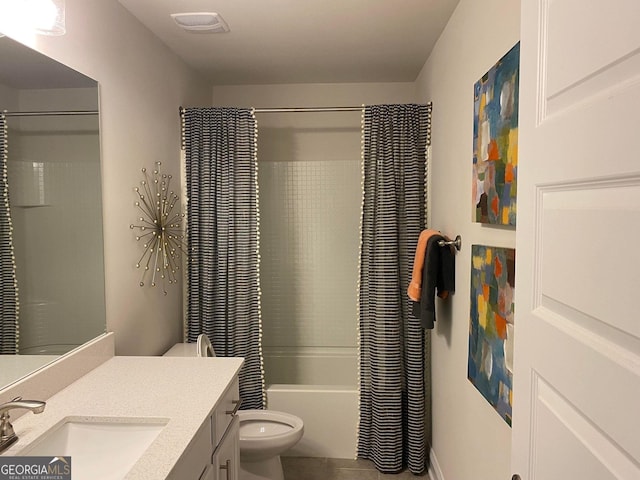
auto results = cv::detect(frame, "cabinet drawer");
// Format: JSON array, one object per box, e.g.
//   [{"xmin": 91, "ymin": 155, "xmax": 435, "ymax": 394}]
[{"xmin": 214, "ymin": 377, "xmax": 240, "ymax": 445}]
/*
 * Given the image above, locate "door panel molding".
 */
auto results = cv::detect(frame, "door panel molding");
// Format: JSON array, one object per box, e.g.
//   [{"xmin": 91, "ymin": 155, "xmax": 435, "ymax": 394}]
[
  {"xmin": 530, "ymin": 314, "xmax": 640, "ymax": 461},
  {"xmin": 541, "ymin": 0, "xmax": 640, "ymax": 119},
  {"xmin": 531, "ymin": 372, "xmax": 640, "ymax": 479},
  {"xmin": 535, "ymin": 300, "xmax": 640, "ymax": 372}
]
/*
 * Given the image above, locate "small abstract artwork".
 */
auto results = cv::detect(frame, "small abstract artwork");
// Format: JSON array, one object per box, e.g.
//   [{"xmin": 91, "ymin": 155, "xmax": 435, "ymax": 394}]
[
  {"xmin": 468, "ymin": 244, "xmax": 516, "ymax": 426},
  {"xmin": 473, "ymin": 42, "xmax": 520, "ymax": 226}
]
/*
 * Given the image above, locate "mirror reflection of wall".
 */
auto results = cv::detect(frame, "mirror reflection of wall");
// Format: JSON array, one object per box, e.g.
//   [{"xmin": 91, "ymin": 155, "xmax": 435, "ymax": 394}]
[
  {"xmin": 0, "ymin": 36, "xmax": 106, "ymax": 388},
  {"xmin": 6, "ymin": 93, "xmax": 105, "ymax": 355}
]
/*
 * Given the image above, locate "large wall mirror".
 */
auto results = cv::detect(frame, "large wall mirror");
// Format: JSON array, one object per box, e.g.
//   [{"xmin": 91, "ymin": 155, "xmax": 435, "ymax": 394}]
[{"xmin": 0, "ymin": 36, "xmax": 106, "ymax": 390}]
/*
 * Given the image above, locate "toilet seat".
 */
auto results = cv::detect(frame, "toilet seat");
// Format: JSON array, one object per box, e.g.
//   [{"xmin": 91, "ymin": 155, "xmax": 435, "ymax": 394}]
[
  {"xmin": 239, "ymin": 410, "xmax": 303, "ymax": 440},
  {"xmin": 240, "ymin": 418, "xmax": 293, "ymax": 438},
  {"xmin": 237, "ymin": 409, "xmax": 304, "ymax": 463}
]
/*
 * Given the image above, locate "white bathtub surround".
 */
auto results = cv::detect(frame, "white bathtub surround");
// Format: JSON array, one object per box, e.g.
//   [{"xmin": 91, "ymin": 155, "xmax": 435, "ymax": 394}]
[
  {"xmin": 2, "ymin": 354, "xmax": 244, "ymax": 480},
  {"xmin": 258, "ymin": 159, "xmax": 361, "ymax": 355},
  {"xmin": 267, "ymin": 384, "xmax": 358, "ymax": 459},
  {"xmin": 8, "ymin": 155, "xmax": 106, "ymax": 356},
  {"xmin": 261, "ymin": 347, "xmax": 359, "ymax": 459},
  {"xmin": 262, "ymin": 346, "xmax": 357, "ymax": 386}
]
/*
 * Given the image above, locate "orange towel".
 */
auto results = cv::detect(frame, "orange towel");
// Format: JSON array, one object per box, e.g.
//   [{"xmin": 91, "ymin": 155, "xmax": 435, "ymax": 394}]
[{"xmin": 407, "ymin": 229, "xmax": 441, "ymax": 301}]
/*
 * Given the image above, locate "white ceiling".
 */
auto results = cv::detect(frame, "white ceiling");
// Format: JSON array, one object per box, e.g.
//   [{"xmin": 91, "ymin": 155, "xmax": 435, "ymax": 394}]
[{"xmin": 118, "ymin": 0, "xmax": 460, "ymax": 85}]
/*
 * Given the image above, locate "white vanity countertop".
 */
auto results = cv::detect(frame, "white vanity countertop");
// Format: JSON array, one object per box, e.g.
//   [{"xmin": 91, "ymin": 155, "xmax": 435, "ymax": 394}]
[{"xmin": 2, "ymin": 355, "xmax": 244, "ymax": 479}]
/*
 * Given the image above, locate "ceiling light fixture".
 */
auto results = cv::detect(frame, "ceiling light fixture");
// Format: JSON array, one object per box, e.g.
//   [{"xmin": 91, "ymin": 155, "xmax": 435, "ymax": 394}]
[
  {"xmin": 0, "ymin": 0, "xmax": 65, "ymax": 36},
  {"xmin": 34, "ymin": 0, "xmax": 65, "ymax": 36},
  {"xmin": 170, "ymin": 12, "xmax": 230, "ymax": 33}
]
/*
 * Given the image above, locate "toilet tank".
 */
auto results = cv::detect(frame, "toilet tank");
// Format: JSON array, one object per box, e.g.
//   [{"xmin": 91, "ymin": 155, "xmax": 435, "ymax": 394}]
[
  {"xmin": 163, "ymin": 335, "xmax": 216, "ymax": 357},
  {"xmin": 163, "ymin": 343, "xmax": 198, "ymax": 357}
]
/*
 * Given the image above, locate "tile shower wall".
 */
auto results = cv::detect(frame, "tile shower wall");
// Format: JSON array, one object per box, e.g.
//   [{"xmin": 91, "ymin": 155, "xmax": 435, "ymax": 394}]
[
  {"xmin": 7, "ymin": 109, "xmax": 105, "ymax": 354},
  {"xmin": 259, "ymin": 158, "xmax": 361, "ymax": 350},
  {"xmin": 9, "ymin": 160, "xmax": 104, "ymax": 353}
]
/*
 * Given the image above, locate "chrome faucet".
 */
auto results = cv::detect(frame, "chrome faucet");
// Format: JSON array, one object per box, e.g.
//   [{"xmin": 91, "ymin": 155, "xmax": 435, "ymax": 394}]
[{"xmin": 0, "ymin": 396, "xmax": 46, "ymax": 453}]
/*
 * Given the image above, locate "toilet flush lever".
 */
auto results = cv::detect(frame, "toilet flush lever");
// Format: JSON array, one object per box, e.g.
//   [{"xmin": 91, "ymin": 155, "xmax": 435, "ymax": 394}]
[{"xmin": 226, "ymin": 399, "xmax": 243, "ymax": 416}]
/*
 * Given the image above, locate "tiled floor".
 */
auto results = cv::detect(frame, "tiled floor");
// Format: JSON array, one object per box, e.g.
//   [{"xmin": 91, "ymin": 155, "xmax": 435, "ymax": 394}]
[{"xmin": 282, "ymin": 457, "xmax": 430, "ymax": 480}]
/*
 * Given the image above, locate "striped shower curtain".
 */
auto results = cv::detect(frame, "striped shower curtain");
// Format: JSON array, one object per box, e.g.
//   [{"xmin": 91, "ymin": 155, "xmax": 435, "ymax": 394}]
[
  {"xmin": 0, "ymin": 114, "xmax": 19, "ymax": 354},
  {"xmin": 183, "ymin": 107, "xmax": 265, "ymax": 409},
  {"xmin": 358, "ymin": 104, "xmax": 431, "ymax": 474}
]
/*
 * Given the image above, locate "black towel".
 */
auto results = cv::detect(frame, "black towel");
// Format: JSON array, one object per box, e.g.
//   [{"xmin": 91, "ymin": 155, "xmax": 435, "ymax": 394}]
[{"xmin": 411, "ymin": 234, "xmax": 455, "ymax": 329}]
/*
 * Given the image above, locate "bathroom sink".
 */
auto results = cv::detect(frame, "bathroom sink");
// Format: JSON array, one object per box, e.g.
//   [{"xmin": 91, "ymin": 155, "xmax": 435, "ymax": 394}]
[{"xmin": 20, "ymin": 417, "xmax": 168, "ymax": 480}]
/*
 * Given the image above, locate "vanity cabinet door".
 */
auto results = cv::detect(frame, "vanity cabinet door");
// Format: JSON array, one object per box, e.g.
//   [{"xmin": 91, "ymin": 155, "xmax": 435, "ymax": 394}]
[
  {"xmin": 215, "ymin": 377, "xmax": 241, "ymax": 445},
  {"xmin": 199, "ymin": 465, "xmax": 215, "ymax": 480},
  {"xmin": 167, "ymin": 374, "xmax": 241, "ymax": 480},
  {"xmin": 212, "ymin": 416, "xmax": 240, "ymax": 480},
  {"xmin": 166, "ymin": 416, "xmax": 213, "ymax": 480}
]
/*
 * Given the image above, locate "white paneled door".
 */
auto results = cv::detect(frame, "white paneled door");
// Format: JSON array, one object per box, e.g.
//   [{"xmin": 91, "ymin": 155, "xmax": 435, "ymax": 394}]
[{"xmin": 512, "ymin": 1, "xmax": 640, "ymax": 479}]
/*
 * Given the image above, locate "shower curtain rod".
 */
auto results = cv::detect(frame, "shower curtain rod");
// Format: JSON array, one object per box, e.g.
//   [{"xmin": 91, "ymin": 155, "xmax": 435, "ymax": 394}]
[
  {"xmin": 180, "ymin": 103, "xmax": 431, "ymax": 115},
  {"xmin": 253, "ymin": 106, "xmax": 363, "ymax": 113},
  {"xmin": 255, "ymin": 102, "xmax": 431, "ymax": 113},
  {"xmin": 178, "ymin": 106, "xmax": 362, "ymax": 114},
  {"xmin": 1, "ymin": 110, "xmax": 98, "ymax": 117}
]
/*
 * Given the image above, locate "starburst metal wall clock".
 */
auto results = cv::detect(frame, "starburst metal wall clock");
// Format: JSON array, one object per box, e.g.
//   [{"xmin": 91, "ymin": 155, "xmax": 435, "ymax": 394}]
[{"xmin": 130, "ymin": 162, "xmax": 185, "ymax": 295}]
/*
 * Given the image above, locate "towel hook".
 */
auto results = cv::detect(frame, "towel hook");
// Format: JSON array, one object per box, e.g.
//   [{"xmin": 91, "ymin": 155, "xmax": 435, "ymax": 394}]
[{"xmin": 438, "ymin": 235, "xmax": 462, "ymax": 251}]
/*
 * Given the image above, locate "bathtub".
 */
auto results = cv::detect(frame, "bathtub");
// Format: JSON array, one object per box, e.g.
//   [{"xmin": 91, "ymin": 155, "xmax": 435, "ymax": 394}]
[{"xmin": 263, "ymin": 347, "xmax": 359, "ymax": 459}]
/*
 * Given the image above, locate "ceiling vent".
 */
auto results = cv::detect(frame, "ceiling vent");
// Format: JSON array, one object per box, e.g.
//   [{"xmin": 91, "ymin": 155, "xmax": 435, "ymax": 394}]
[{"xmin": 171, "ymin": 12, "xmax": 230, "ymax": 33}]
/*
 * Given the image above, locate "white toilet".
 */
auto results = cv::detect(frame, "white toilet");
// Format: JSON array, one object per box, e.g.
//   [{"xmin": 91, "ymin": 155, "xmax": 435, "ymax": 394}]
[
  {"xmin": 164, "ymin": 335, "xmax": 304, "ymax": 480},
  {"xmin": 238, "ymin": 409, "xmax": 304, "ymax": 480}
]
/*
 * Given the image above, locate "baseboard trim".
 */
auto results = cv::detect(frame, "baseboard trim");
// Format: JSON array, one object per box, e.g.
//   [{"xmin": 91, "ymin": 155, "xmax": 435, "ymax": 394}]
[{"xmin": 428, "ymin": 447, "xmax": 444, "ymax": 480}]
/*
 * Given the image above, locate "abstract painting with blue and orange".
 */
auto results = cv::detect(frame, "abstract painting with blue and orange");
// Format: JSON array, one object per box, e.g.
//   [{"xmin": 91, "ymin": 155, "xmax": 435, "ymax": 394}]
[
  {"xmin": 468, "ymin": 245, "xmax": 516, "ymax": 426},
  {"xmin": 472, "ymin": 42, "xmax": 519, "ymax": 226}
]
